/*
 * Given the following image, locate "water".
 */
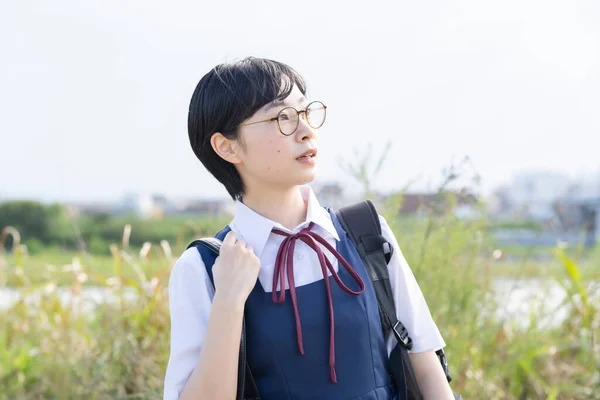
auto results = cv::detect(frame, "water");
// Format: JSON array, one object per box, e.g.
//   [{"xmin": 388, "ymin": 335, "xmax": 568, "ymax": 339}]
[
  {"xmin": 1, "ymin": 280, "xmax": 598, "ymax": 329},
  {"xmin": 0, "ymin": 285, "xmax": 138, "ymax": 314},
  {"xmin": 489, "ymin": 278, "xmax": 599, "ymax": 329}
]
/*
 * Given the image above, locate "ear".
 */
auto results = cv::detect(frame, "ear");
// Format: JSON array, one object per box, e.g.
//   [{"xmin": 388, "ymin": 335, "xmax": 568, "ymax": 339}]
[{"xmin": 210, "ymin": 132, "xmax": 242, "ymax": 164}]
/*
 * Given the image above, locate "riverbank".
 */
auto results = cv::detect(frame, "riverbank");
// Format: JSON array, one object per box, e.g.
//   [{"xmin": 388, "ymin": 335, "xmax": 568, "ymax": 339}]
[
  {"xmin": 2, "ymin": 247, "xmax": 599, "ymax": 287},
  {"xmin": 1, "ymin": 212, "xmax": 599, "ymax": 399}
]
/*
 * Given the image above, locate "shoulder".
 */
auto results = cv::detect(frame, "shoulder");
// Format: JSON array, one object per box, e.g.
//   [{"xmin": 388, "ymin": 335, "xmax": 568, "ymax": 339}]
[
  {"xmin": 169, "ymin": 247, "xmax": 207, "ymax": 285},
  {"xmin": 378, "ymin": 214, "xmax": 391, "ymax": 230},
  {"xmin": 164, "ymin": 248, "xmax": 215, "ymax": 397},
  {"xmin": 377, "ymin": 214, "xmax": 398, "ymax": 244},
  {"xmin": 168, "ymin": 246, "xmax": 214, "ymax": 307}
]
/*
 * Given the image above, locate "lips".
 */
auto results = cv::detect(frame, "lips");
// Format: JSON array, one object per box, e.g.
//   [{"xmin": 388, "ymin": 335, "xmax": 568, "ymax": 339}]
[{"xmin": 296, "ymin": 148, "xmax": 318, "ymax": 160}]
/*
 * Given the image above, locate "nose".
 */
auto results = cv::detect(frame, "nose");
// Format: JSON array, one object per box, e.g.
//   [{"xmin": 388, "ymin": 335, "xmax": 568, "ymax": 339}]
[{"xmin": 295, "ymin": 114, "xmax": 316, "ymax": 142}]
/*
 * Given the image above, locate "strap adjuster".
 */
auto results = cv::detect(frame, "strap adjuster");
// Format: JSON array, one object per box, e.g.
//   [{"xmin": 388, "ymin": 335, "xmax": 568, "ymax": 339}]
[{"xmin": 392, "ymin": 321, "xmax": 413, "ymax": 350}]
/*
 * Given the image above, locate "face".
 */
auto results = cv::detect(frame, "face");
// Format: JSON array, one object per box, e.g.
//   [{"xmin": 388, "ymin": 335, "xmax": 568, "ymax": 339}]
[{"xmin": 212, "ymin": 85, "xmax": 322, "ymax": 193}]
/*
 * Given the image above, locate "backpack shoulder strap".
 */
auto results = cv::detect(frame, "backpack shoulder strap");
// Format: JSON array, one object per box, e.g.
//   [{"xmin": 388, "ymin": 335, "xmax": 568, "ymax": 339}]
[
  {"xmin": 336, "ymin": 200, "xmax": 422, "ymax": 400},
  {"xmin": 186, "ymin": 237, "xmax": 222, "ymax": 285},
  {"xmin": 335, "ymin": 200, "xmax": 412, "ymax": 346},
  {"xmin": 186, "ymin": 236, "xmax": 261, "ymax": 400},
  {"xmin": 336, "ymin": 201, "xmax": 458, "ymax": 399}
]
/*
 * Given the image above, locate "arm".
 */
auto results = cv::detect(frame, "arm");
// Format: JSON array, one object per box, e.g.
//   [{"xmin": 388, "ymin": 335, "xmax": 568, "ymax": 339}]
[
  {"xmin": 165, "ymin": 248, "xmax": 238, "ymax": 400},
  {"xmin": 179, "ymin": 296, "xmax": 244, "ymax": 400},
  {"xmin": 409, "ymin": 350, "xmax": 454, "ymax": 400},
  {"xmin": 164, "ymin": 232, "xmax": 259, "ymax": 400},
  {"xmin": 378, "ymin": 215, "xmax": 454, "ymax": 399}
]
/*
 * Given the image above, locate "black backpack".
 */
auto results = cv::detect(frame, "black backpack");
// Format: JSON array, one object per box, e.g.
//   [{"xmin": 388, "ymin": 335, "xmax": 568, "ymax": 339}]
[{"xmin": 187, "ymin": 200, "xmax": 460, "ymax": 400}]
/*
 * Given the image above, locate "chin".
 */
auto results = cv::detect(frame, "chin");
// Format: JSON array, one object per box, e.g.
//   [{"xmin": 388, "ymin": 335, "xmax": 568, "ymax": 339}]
[
  {"xmin": 298, "ymin": 173, "xmax": 317, "ymax": 186},
  {"xmin": 285, "ymin": 172, "xmax": 316, "ymax": 188}
]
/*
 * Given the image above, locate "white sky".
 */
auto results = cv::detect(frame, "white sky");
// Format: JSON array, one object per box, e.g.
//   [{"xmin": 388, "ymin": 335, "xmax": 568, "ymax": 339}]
[{"xmin": 1, "ymin": 0, "xmax": 598, "ymax": 202}]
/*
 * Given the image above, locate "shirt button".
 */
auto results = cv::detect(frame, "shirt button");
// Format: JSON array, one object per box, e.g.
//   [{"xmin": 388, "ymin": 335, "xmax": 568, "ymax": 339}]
[{"xmin": 296, "ymin": 252, "xmax": 304, "ymax": 260}]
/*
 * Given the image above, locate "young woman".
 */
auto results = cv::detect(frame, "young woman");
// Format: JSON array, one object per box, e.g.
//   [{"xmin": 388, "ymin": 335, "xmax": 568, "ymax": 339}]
[{"xmin": 163, "ymin": 57, "xmax": 455, "ymax": 400}]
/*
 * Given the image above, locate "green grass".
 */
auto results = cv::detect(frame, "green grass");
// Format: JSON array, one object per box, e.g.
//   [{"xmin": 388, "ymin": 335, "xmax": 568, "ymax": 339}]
[
  {"xmin": 1, "ymin": 210, "xmax": 599, "ymax": 399},
  {"xmin": 487, "ymin": 258, "xmax": 600, "ymax": 281},
  {"xmin": 4, "ymin": 248, "xmax": 600, "ymax": 288},
  {"xmin": 2, "ymin": 248, "xmax": 167, "ymax": 287}
]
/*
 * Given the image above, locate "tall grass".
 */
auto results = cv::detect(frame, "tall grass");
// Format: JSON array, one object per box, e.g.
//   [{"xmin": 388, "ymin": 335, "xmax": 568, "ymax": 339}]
[{"xmin": 1, "ymin": 204, "xmax": 599, "ymax": 399}]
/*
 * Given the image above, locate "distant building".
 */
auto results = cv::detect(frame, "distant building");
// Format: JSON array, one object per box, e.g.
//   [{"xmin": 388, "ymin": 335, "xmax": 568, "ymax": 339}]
[
  {"xmin": 509, "ymin": 171, "xmax": 572, "ymax": 220},
  {"xmin": 553, "ymin": 196, "xmax": 600, "ymax": 246},
  {"xmin": 175, "ymin": 199, "xmax": 230, "ymax": 216},
  {"xmin": 66, "ymin": 203, "xmax": 114, "ymax": 218},
  {"xmin": 117, "ymin": 193, "xmax": 177, "ymax": 219},
  {"xmin": 384, "ymin": 191, "xmax": 478, "ymax": 218},
  {"xmin": 488, "ymin": 171, "xmax": 599, "ymax": 222},
  {"xmin": 488, "ymin": 170, "xmax": 600, "ymax": 236},
  {"xmin": 67, "ymin": 193, "xmax": 232, "ymax": 220}
]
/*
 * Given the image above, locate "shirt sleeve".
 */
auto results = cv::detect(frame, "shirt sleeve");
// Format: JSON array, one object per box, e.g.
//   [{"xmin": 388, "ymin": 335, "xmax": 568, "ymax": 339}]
[
  {"xmin": 163, "ymin": 247, "xmax": 214, "ymax": 400},
  {"xmin": 379, "ymin": 215, "xmax": 446, "ymax": 355}
]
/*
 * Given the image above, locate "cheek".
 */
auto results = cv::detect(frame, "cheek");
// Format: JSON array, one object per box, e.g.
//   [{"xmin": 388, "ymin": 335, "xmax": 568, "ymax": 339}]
[
  {"xmin": 246, "ymin": 139, "xmax": 288, "ymax": 172},
  {"xmin": 264, "ymin": 144, "xmax": 287, "ymax": 172}
]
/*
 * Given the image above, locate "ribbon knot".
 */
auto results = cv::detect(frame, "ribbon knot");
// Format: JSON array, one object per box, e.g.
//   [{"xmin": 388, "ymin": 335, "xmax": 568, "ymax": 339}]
[{"xmin": 271, "ymin": 222, "xmax": 365, "ymax": 383}]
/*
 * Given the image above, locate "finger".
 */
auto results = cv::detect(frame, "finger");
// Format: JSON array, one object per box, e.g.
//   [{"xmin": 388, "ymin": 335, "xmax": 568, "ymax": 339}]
[
  {"xmin": 223, "ymin": 231, "xmax": 237, "ymax": 245},
  {"xmin": 236, "ymin": 238, "xmax": 247, "ymax": 248}
]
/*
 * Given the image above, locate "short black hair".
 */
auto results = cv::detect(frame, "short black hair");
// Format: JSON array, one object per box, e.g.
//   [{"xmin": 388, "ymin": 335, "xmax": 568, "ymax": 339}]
[{"xmin": 187, "ymin": 57, "xmax": 307, "ymax": 201}]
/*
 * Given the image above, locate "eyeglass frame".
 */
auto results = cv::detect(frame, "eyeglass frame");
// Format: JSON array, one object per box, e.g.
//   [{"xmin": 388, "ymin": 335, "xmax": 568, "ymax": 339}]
[{"xmin": 238, "ymin": 100, "xmax": 327, "ymax": 136}]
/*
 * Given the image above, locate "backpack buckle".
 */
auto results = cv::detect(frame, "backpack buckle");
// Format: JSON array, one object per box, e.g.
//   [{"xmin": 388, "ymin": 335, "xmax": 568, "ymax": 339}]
[
  {"xmin": 382, "ymin": 241, "xmax": 393, "ymax": 263},
  {"xmin": 392, "ymin": 321, "xmax": 413, "ymax": 350},
  {"xmin": 436, "ymin": 349, "xmax": 453, "ymax": 383}
]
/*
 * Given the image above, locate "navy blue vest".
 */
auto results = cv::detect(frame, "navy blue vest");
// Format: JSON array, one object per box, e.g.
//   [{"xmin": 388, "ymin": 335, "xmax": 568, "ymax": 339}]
[{"xmin": 195, "ymin": 209, "xmax": 396, "ymax": 400}]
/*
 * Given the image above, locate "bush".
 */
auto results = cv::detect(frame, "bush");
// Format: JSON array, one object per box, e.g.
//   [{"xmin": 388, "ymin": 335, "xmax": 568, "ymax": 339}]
[
  {"xmin": 23, "ymin": 238, "xmax": 44, "ymax": 255},
  {"xmin": 87, "ymin": 236, "xmax": 110, "ymax": 255},
  {"xmin": 0, "ymin": 199, "xmax": 233, "ymax": 255},
  {"xmin": 0, "ymin": 201, "xmax": 73, "ymax": 248}
]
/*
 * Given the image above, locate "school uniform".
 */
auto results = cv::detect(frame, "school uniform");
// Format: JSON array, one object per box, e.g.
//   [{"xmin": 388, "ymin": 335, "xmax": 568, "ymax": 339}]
[{"xmin": 163, "ymin": 186, "xmax": 445, "ymax": 400}]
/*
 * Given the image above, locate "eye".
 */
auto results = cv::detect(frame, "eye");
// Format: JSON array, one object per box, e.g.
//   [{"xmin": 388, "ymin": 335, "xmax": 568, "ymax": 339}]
[{"xmin": 278, "ymin": 108, "xmax": 296, "ymax": 122}]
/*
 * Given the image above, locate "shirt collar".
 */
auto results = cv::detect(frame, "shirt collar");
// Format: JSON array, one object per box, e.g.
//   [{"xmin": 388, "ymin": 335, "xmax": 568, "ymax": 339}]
[{"xmin": 230, "ymin": 186, "xmax": 340, "ymax": 258}]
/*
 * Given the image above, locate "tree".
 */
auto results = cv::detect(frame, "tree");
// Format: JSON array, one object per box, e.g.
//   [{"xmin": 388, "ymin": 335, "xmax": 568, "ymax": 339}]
[{"xmin": 0, "ymin": 201, "xmax": 70, "ymax": 245}]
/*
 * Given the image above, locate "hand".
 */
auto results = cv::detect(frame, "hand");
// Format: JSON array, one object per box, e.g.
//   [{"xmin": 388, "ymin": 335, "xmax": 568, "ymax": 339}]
[{"xmin": 212, "ymin": 231, "xmax": 260, "ymax": 308}]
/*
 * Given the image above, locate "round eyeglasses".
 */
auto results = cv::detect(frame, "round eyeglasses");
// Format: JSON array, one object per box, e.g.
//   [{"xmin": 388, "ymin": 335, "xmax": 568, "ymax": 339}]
[{"xmin": 239, "ymin": 101, "xmax": 327, "ymax": 136}]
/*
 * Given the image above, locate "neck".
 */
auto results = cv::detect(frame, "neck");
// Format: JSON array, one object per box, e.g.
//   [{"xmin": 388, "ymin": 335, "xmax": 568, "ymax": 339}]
[{"xmin": 241, "ymin": 185, "xmax": 308, "ymax": 231}]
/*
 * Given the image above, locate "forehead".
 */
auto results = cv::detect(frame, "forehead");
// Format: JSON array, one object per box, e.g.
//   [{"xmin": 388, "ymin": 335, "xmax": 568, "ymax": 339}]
[{"xmin": 263, "ymin": 86, "xmax": 308, "ymax": 112}]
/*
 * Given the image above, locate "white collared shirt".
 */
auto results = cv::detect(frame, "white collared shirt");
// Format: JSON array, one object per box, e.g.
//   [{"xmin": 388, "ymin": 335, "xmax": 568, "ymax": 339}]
[{"xmin": 163, "ymin": 187, "xmax": 445, "ymax": 400}]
